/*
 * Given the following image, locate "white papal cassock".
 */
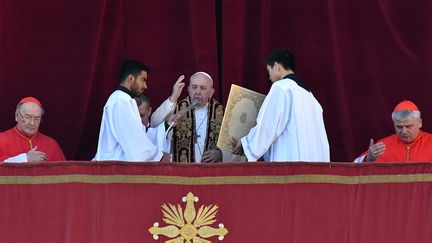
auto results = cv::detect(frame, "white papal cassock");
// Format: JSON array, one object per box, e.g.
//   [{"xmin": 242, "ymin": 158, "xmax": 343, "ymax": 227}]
[
  {"xmin": 94, "ymin": 90, "xmax": 163, "ymax": 161},
  {"xmin": 241, "ymin": 78, "xmax": 330, "ymax": 162}
]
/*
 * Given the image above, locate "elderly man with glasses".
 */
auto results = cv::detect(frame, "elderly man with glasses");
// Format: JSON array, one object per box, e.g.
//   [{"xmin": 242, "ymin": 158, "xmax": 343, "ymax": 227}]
[{"xmin": 0, "ymin": 97, "xmax": 65, "ymax": 162}]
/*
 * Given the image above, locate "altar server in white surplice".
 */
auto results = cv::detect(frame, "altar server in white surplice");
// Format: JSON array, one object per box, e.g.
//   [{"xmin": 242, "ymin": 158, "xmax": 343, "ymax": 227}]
[
  {"xmin": 93, "ymin": 60, "xmax": 185, "ymax": 162},
  {"xmin": 135, "ymin": 94, "xmax": 171, "ymax": 154},
  {"xmin": 233, "ymin": 49, "xmax": 330, "ymax": 162}
]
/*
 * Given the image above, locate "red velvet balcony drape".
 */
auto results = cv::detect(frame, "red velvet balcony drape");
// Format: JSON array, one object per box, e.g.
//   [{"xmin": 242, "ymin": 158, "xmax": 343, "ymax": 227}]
[
  {"xmin": 1, "ymin": 0, "xmax": 432, "ymax": 162},
  {"xmin": 1, "ymin": 162, "xmax": 432, "ymax": 243}
]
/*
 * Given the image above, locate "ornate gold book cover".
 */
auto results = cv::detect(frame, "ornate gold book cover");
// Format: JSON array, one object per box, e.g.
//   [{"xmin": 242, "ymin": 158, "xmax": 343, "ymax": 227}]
[{"xmin": 217, "ymin": 84, "xmax": 266, "ymax": 152}]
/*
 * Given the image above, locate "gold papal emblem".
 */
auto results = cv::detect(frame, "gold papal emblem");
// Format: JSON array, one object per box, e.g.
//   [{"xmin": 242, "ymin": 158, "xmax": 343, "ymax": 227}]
[{"xmin": 149, "ymin": 192, "xmax": 229, "ymax": 242}]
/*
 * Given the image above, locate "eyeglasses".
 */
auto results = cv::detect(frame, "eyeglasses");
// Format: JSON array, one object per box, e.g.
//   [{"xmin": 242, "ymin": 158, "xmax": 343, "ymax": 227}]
[{"xmin": 18, "ymin": 111, "xmax": 42, "ymax": 124}]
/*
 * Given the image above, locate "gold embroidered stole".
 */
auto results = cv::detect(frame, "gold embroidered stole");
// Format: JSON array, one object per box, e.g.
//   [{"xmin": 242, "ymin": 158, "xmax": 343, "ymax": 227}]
[{"xmin": 172, "ymin": 97, "xmax": 224, "ymax": 162}]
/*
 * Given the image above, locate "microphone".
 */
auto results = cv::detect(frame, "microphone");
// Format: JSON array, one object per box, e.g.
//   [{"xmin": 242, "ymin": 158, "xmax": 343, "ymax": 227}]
[
  {"xmin": 165, "ymin": 99, "xmax": 198, "ymax": 138},
  {"xmin": 180, "ymin": 99, "xmax": 198, "ymax": 115}
]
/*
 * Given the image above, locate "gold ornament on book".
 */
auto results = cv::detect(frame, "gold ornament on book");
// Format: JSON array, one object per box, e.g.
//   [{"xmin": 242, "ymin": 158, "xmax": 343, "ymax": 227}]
[{"xmin": 149, "ymin": 192, "xmax": 229, "ymax": 242}]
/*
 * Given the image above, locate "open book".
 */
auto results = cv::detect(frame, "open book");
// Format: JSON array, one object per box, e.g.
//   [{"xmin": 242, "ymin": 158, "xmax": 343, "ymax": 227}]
[{"xmin": 217, "ymin": 84, "xmax": 266, "ymax": 152}]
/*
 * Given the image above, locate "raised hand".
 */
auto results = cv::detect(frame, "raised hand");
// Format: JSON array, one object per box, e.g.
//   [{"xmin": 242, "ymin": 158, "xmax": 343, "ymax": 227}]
[
  {"xmin": 365, "ymin": 139, "xmax": 386, "ymax": 162},
  {"xmin": 169, "ymin": 75, "xmax": 186, "ymax": 103},
  {"xmin": 27, "ymin": 146, "xmax": 47, "ymax": 162}
]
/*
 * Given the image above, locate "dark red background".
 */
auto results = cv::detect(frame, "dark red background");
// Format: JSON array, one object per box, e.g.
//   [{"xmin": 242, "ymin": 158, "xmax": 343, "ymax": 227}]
[{"xmin": 1, "ymin": 0, "xmax": 431, "ymax": 161}]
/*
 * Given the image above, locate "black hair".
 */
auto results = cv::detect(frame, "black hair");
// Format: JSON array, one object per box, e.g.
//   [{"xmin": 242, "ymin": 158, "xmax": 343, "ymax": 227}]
[
  {"xmin": 265, "ymin": 49, "xmax": 296, "ymax": 71},
  {"xmin": 118, "ymin": 60, "xmax": 150, "ymax": 84}
]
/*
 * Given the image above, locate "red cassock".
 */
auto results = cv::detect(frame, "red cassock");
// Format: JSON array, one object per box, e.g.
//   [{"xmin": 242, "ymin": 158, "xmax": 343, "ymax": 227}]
[
  {"xmin": 361, "ymin": 131, "xmax": 432, "ymax": 162},
  {"xmin": 0, "ymin": 126, "xmax": 66, "ymax": 162}
]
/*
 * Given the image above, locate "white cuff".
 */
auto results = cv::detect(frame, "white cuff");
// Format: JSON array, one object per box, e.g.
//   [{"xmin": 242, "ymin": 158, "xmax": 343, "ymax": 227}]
[
  {"xmin": 354, "ymin": 155, "xmax": 366, "ymax": 163},
  {"xmin": 240, "ymin": 137, "xmax": 258, "ymax": 162},
  {"xmin": 4, "ymin": 153, "xmax": 28, "ymax": 163}
]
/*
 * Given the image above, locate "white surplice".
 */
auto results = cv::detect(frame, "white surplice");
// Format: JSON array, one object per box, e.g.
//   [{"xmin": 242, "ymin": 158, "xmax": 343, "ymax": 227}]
[
  {"xmin": 93, "ymin": 90, "xmax": 162, "ymax": 161},
  {"xmin": 147, "ymin": 123, "xmax": 170, "ymax": 153},
  {"xmin": 241, "ymin": 78, "xmax": 330, "ymax": 162}
]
